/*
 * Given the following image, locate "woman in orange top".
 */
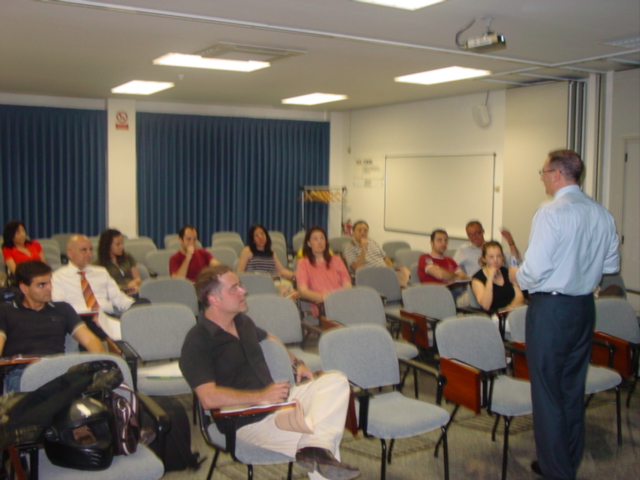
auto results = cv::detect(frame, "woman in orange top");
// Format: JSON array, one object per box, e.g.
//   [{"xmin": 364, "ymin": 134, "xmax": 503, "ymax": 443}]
[{"xmin": 2, "ymin": 220, "xmax": 45, "ymax": 274}]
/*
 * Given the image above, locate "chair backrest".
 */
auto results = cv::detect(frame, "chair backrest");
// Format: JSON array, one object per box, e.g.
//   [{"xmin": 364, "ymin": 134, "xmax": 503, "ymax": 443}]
[
  {"xmin": 43, "ymin": 249, "xmax": 62, "ymax": 269},
  {"xmin": 395, "ymin": 249, "xmax": 425, "ymax": 268},
  {"xmin": 324, "ymin": 286, "xmax": 386, "ymax": 327},
  {"xmin": 436, "ymin": 316, "xmax": 507, "ymax": 371},
  {"xmin": 506, "ymin": 306, "xmax": 528, "ymax": 342},
  {"xmin": 595, "ymin": 297, "xmax": 640, "ymax": 343},
  {"xmin": 139, "ymin": 277, "xmax": 199, "ymax": 316},
  {"xmin": 124, "ymin": 243, "xmax": 158, "ymax": 269},
  {"xmin": 355, "ymin": 266, "xmax": 402, "ymax": 303},
  {"xmin": 401, "ymin": 284, "xmax": 457, "ymax": 320},
  {"xmin": 328, "ymin": 236, "xmax": 353, "ymax": 255},
  {"xmin": 212, "ymin": 237, "xmax": 244, "ymax": 256},
  {"xmin": 124, "ymin": 237, "xmax": 156, "ymax": 247},
  {"xmin": 145, "ymin": 250, "xmax": 174, "ymax": 277},
  {"xmin": 35, "ymin": 238, "xmax": 60, "ymax": 252},
  {"xmin": 238, "ymin": 272, "xmax": 277, "ymax": 295},
  {"xmin": 272, "ymin": 243, "xmax": 288, "ymax": 269},
  {"xmin": 20, "ymin": 352, "xmax": 133, "ymax": 392},
  {"xmin": 599, "ymin": 273, "xmax": 627, "ymax": 299},
  {"xmin": 269, "ymin": 231, "xmax": 286, "ymax": 246},
  {"xmin": 320, "ymin": 324, "xmax": 399, "ymax": 389},
  {"xmin": 246, "ymin": 294, "xmax": 303, "ymax": 344},
  {"xmin": 409, "ymin": 263, "xmax": 420, "ymax": 285},
  {"xmin": 121, "ymin": 303, "xmax": 196, "ymax": 361},
  {"xmin": 382, "ymin": 241, "xmax": 411, "ymax": 261},
  {"xmin": 137, "ymin": 263, "xmax": 151, "ymax": 281},
  {"xmin": 261, "ymin": 339, "xmax": 295, "ymax": 386},
  {"xmin": 211, "ymin": 231, "xmax": 243, "ymax": 246},
  {"xmin": 164, "ymin": 233, "xmax": 179, "ymax": 249},
  {"xmin": 291, "ymin": 230, "xmax": 306, "ymax": 254},
  {"xmin": 206, "ymin": 246, "xmax": 238, "ymax": 268},
  {"xmin": 51, "ymin": 233, "xmax": 74, "ymax": 252}
]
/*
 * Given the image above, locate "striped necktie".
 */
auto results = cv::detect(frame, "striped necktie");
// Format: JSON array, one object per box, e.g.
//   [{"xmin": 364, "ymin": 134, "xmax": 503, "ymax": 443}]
[{"xmin": 78, "ymin": 271, "xmax": 100, "ymax": 312}]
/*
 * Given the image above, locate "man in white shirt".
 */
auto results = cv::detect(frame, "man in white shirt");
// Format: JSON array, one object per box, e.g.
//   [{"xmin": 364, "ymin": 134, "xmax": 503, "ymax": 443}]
[
  {"xmin": 52, "ymin": 234, "xmax": 142, "ymax": 340},
  {"xmin": 513, "ymin": 150, "xmax": 619, "ymax": 479},
  {"xmin": 454, "ymin": 221, "xmax": 520, "ymax": 277}
]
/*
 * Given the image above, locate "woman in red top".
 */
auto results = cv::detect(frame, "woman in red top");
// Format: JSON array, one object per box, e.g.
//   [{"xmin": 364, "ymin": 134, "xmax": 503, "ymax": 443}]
[{"xmin": 2, "ymin": 221, "xmax": 45, "ymax": 274}]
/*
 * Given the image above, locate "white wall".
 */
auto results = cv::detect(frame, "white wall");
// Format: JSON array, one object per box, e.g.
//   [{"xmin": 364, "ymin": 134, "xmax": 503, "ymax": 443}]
[{"xmin": 330, "ymin": 91, "xmax": 507, "ymax": 253}]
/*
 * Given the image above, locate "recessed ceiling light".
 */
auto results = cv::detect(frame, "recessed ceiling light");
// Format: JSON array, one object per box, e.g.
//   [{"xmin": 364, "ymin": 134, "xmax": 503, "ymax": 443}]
[
  {"xmin": 111, "ymin": 80, "xmax": 174, "ymax": 95},
  {"xmin": 282, "ymin": 93, "xmax": 348, "ymax": 106},
  {"xmin": 352, "ymin": 0, "xmax": 447, "ymax": 11},
  {"xmin": 395, "ymin": 66, "xmax": 491, "ymax": 85},
  {"xmin": 153, "ymin": 53, "xmax": 270, "ymax": 72}
]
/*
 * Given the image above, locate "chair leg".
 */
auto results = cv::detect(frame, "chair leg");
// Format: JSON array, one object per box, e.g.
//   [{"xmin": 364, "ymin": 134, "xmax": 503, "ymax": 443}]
[
  {"xmin": 491, "ymin": 414, "xmax": 501, "ymax": 442},
  {"xmin": 615, "ymin": 386, "xmax": 622, "ymax": 445},
  {"xmin": 380, "ymin": 439, "xmax": 387, "ymax": 480},
  {"xmin": 193, "ymin": 392, "xmax": 197, "ymax": 425},
  {"xmin": 440, "ymin": 425, "xmax": 449, "ymax": 480},
  {"xmin": 387, "ymin": 439, "xmax": 395, "ymax": 464},
  {"xmin": 435, "ymin": 405, "xmax": 459, "ymax": 458},
  {"xmin": 247, "ymin": 464, "xmax": 253, "ymax": 480},
  {"xmin": 206, "ymin": 449, "xmax": 220, "ymax": 480},
  {"xmin": 287, "ymin": 461, "xmax": 293, "ymax": 480},
  {"xmin": 413, "ymin": 367, "xmax": 419, "ymax": 399},
  {"xmin": 501, "ymin": 416, "xmax": 512, "ymax": 480},
  {"xmin": 626, "ymin": 376, "xmax": 637, "ymax": 408}
]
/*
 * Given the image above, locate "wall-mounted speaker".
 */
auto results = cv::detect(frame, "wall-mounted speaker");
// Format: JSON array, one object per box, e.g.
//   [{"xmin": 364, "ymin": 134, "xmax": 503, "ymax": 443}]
[{"xmin": 472, "ymin": 103, "xmax": 491, "ymax": 128}]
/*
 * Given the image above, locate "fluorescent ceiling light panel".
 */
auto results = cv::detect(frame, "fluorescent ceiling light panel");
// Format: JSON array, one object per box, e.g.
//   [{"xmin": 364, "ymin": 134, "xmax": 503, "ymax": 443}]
[
  {"xmin": 282, "ymin": 93, "xmax": 347, "ymax": 105},
  {"xmin": 352, "ymin": 0, "xmax": 447, "ymax": 11},
  {"xmin": 395, "ymin": 66, "xmax": 491, "ymax": 85},
  {"xmin": 153, "ymin": 53, "xmax": 270, "ymax": 72},
  {"xmin": 111, "ymin": 80, "xmax": 174, "ymax": 95}
]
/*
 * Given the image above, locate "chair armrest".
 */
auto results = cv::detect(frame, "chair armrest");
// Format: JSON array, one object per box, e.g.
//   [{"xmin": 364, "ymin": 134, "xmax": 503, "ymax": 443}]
[
  {"xmin": 319, "ymin": 315, "xmax": 345, "ymax": 331},
  {"xmin": 115, "ymin": 340, "xmax": 140, "ymax": 390},
  {"xmin": 401, "ymin": 357, "xmax": 447, "ymax": 404},
  {"xmin": 456, "ymin": 306, "xmax": 487, "ymax": 316},
  {"xmin": 137, "ymin": 391, "xmax": 171, "ymax": 456},
  {"xmin": 301, "ymin": 319, "xmax": 323, "ymax": 336},
  {"xmin": 592, "ymin": 331, "xmax": 637, "ymax": 377},
  {"xmin": 504, "ymin": 341, "xmax": 529, "ymax": 379},
  {"xmin": 396, "ymin": 309, "xmax": 440, "ymax": 349},
  {"xmin": 439, "ymin": 357, "xmax": 482, "ymax": 414}
]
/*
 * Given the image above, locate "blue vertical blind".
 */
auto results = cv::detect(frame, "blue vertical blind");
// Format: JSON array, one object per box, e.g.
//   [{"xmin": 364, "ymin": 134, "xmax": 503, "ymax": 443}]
[
  {"xmin": 137, "ymin": 113, "xmax": 330, "ymax": 246},
  {"xmin": 0, "ymin": 105, "xmax": 107, "ymax": 239}
]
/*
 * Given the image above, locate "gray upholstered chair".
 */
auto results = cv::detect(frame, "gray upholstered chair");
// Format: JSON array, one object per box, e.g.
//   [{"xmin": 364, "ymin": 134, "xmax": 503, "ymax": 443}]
[
  {"xmin": 507, "ymin": 305, "xmax": 622, "ymax": 443},
  {"xmin": 211, "ymin": 237, "xmax": 244, "ymax": 256},
  {"xmin": 245, "ymin": 294, "xmax": 321, "ymax": 372},
  {"xmin": 328, "ymin": 236, "xmax": 353, "ymax": 255},
  {"xmin": 139, "ymin": 277, "xmax": 199, "ymax": 316},
  {"xmin": 291, "ymin": 230, "xmax": 306, "ymax": 254},
  {"xmin": 206, "ymin": 245, "xmax": 238, "ymax": 269},
  {"xmin": 123, "ymin": 242, "xmax": 157, "ymax": 269},
  {"xmin": 211, "ymin": 231, "xmax": 243, "ymax": 246},
  {"xmin": 594, "ymin": 298, "xmax": 639, "ymax": 407},
  {"xmin": 319, "ymin": 324, "xmax": 450, "ymax": 480},
  {"xmin": 19, "ymin": 353, "xmax": 165, "ymax": 480},
  {"xmin": 355, "ymin": 266, "xmax": 402, "ymax": 306},
  {"xmin": 272, "ymin": 243, "xmax": 289, "ymax": 270},
  {"xmin": 166, "ymin": 238, "xmax": 203, "ymax": 250},
  {"xmin": 394, "ymin": 249, "xmax": 424, "ymax": 269},
  {"xmin": 163, "ymin": 233, "xmax": 179, "ymax": 249},
  {"xmin": 238, "ymin": 272, "xmax": 278, "ymax": 296},
  {"xmin": 145, "ymin": 250, "xmax": 174, "ymax": 277},
  {"xmin": 435, "ymin": 316, "xmax": 532, "ymax": 480},
  {"xmin": 119, "ymin": 303, "xmax": 195, "ymax": 395},
  {"xmin": 269, "ymin": 230, "xmax": 286, "ymax": 246},
  {"xmin": 381, "ymin": 241, "xmax": 411, "ymax": 262},
  {"xmin": 197, "ymin": 339, "xmax": 295, "ymax": 480},
  {"xmin": 323, "ymin": 287, "xmax": 420, "ymax": 397},
  {"xmin": 50, "ymin": 233, "xmax": 74, "ymax": 253}
]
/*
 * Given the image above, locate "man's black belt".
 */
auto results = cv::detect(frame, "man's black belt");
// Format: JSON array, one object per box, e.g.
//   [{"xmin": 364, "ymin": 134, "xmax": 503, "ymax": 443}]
[{"xmin": 532, "ymin": 291, "xmax": 569, "ymax": 297}]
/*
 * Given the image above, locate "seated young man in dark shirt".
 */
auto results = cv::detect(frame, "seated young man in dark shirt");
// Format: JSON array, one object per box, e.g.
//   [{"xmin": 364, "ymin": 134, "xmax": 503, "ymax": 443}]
[
  {"xmin": 180, "ymin": 265, "xmax": 359, "ymax": 480},
  {"xmin": 0, "ymin": 261, "xmax": 105, "ymax": 392}
]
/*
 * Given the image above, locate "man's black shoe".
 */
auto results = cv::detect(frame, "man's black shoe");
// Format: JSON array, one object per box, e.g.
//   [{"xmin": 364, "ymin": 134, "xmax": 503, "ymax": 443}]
[
  {"xmin": 295, "ymin": 447, "xmax": 360, "ymax": 480},
  {"xmin": 531, "ymin": 460, "xmax": 544, "ymax": 476}
]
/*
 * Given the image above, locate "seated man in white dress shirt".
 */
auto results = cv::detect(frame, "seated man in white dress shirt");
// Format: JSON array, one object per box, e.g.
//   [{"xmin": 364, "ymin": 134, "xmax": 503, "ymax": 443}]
[{"xmin": 52, "ymin": 234, "xmax": 148, "ymax": 340}]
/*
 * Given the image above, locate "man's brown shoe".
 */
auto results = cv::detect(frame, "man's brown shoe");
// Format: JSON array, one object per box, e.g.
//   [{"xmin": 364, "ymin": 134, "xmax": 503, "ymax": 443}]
[{"xmin": 295, "ymin": 447, "xmax": 360, "ymax": 480}]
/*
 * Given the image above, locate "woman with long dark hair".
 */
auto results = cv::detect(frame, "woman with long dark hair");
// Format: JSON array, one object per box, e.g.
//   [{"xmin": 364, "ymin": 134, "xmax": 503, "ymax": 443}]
[
  {"xmin": 2, "ymin": 221, "xmax": 45, "ymax": 274},
  {"xmin": 237, "ymin": 224, "xmax": 293, "ymax": 278},
  {"xmin": 97, "ymin": 229, "xmax": 141, "ymax": 294},
  {"xmin": 295, "ymin": 226, "xmax": 351, "ymax": 314}
]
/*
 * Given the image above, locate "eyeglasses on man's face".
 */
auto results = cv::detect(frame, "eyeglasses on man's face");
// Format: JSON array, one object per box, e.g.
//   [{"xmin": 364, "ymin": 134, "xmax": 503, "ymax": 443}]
[{"xmin": 539, "ymin": 168, "xmax": 556, "ymax": 176}]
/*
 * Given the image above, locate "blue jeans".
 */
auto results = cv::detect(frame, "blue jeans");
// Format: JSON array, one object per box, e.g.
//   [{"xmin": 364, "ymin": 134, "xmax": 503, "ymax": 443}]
[{"xmin": 3, "ymin": 365, "xmax": 27, "ymax": 393}]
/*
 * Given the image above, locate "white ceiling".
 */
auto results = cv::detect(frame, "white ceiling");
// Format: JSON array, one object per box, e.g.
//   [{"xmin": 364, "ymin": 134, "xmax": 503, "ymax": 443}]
[{"xmin": 1, "ymin": 0, "xmax": 638, "ymax": 111}]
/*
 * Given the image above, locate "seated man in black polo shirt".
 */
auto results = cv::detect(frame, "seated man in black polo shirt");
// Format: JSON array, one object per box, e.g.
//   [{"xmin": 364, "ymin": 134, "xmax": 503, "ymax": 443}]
[
  {"xmin": 0, "ymin": 261, "xmax": 105, "ymax": 392},
  {"xmin": 180, "ymin": 265, "xmax": 359, "ymax": 480}
]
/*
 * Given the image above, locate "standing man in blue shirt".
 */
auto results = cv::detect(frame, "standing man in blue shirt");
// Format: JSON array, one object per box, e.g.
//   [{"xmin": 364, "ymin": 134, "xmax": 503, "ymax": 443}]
[{"xmin": 512, "ymin": 150, "xmax": 619, "ymax": 479}]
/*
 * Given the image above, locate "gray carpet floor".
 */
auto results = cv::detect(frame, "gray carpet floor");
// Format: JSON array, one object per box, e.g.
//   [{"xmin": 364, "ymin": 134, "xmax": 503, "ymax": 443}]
[{"xmin": 160, "ymin": 340, "xmax": 639, "ymax": 480}]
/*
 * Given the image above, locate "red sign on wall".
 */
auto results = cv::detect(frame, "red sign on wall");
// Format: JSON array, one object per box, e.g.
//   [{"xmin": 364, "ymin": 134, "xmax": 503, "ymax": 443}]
[{"xmin": 115, "ymin": 111, "xmax": 129, "ymax": 130}]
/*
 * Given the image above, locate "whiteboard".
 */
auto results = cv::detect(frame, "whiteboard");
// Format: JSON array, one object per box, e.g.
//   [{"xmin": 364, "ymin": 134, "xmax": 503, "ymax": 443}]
[{"xmin": 384, "ymin": 154, "xmax": 496, "ymax": 239}]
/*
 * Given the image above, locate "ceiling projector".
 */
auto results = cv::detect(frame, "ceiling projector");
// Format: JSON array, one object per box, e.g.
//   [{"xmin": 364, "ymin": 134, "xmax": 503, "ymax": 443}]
[
  {"xmin": 461, "ymin": 32, "xmax": 506, "ymax": 53},
  {"xmin": 456, "ymin": 17, "xmax": 506, "ymax": 54}
]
